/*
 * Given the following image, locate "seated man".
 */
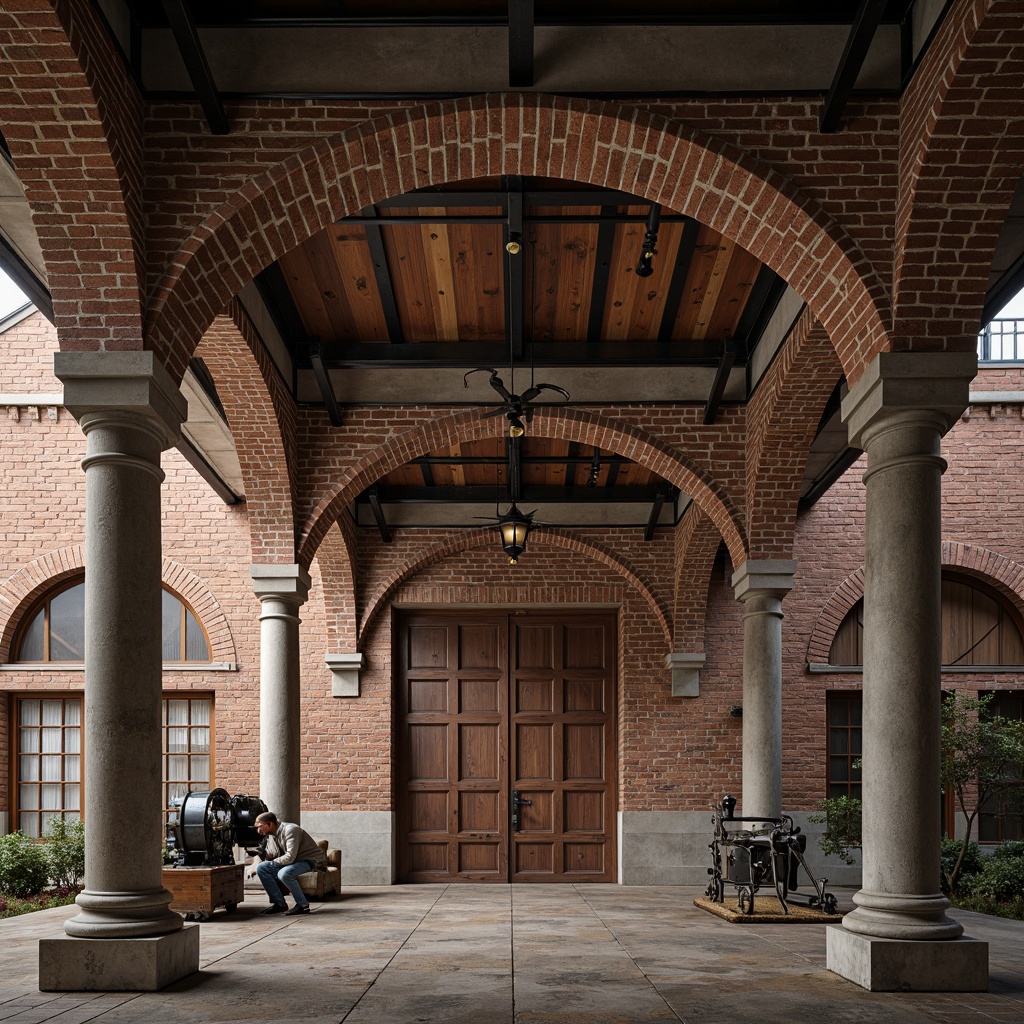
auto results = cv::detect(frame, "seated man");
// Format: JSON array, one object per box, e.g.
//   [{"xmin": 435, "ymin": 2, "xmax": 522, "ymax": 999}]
[{"xmin": 246, "ymin": 811, "xmax": 325, "ymax": 916}]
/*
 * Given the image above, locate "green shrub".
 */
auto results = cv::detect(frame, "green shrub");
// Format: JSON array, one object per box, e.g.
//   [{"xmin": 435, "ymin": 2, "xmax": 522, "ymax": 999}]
[
  {"xmin": 962, "ymin": 855, "xmax": 1024, "ymax": 904},
  {"xmin": 0, "ymin": 832, "xmax": 50, "ymax": 898},
  {"xmin": 941, "ymin": 838, "xmax": 983, "ymax": 892},
  {"xmin": 44, "ymin": 817, "xmax": 85, "ymax": 890},
  {"xmin": 991, "ymin": 841, "xmax": 1024, "ymax": 861},
  {"xmin": 808, "ymin": 796, "xmax": 862, "ymax": 865}
]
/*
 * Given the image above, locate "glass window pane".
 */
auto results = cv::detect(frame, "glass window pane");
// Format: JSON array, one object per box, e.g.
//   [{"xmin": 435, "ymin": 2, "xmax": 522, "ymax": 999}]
[
  {"xmin": 42, "ymin": 728, "xmax": 62, "ymax": 753},
  {"xmin": 190, "ymin": 727, "xmax": 210, "ymax": 752},
  {"xmin": 828, "ymin": 700, "xmax": 849, "ymax": 726},
  {"xmin": 167, "ymin": 783, "xmax": 189, "ymax": 809},
  {"xmin": 65, "ymin": 700, "xmax": 81, "ymax": 726},
  {"xmin": 18, "ymin": 610, "xmax": 45, "ymax": 661},
  {"xmin": 167, "ymin": 727, "xmax": 188, "ymax": 753},
  {"xmin": 190, "ymin": 699, "xmax": 211, "ymax": 726},
  {"xmin": 185, "ymin": 610, "xmax": 209, "ymax": 661},
  {"xmin": 20, "ymin": 814, "xmax": 39, "ymax": 838},
  {"xmin": 40, "ymin": 811, "xmax": 59, "ymax": 834},
  {"xmin": 20, "ymin": 755, "xmax": 39, "ymax": 781},
  {"xmin": 65, "ymin": 755, "xmax": 80, "ymax": 782},
  {"xmin": 64, "ymin": 784, "xmax": 80, "ymax": 811},
  {"xmin": 41, "ymin": 784, "xmax": 63, "ymax": 810},
  {"xmin": 42, "ymin": 755, "xmax": 63, "ymax": 781},
  {"xmin": 19, "ymin": 784, "xmax": 39, "ymax": 810},
  {"xmin": 850, "ymin": 700, "xmax": 862, "ymax": 726},
  {"xmin": 19, "ymin": 700, "xmax": 40, "ymax": 726},
  {"xmin": 829, "ymin": 756, "xmax": 849, "ymax": 783},
  {"xmin": 850, "ymin": 731, "xmax": 862, "ymax": 755},
  {"xmin": 49, "ymin": 584, "xmax": 85, "ymax": 661},
  {"xmin": 829, "ymin": 729, "xmax": 848, "ymax": 755},
  {"xmin": 190, "ymin": 755, "xmax": 210, "ymax": 785},
  {"xmin": 41, "ymin": 700, "xmax": 62, "ymax": 726},
  {"xmin": 66, "ymin": 728, "xmax": 80, "ymax": 754},
  {"xmin": 19, "ymin": 728, "xmax": 39, "ymax": 754},
  {"xmin": 168, "ymin": 755, "xmax": 189, "ymax": 781},
  {"xmin": 167, "ymin": 700, "xmax": 188, "ymax": 727},
  {"xmin": 162, "ymin": 590, "xmax": 182, "ymax": 660}
]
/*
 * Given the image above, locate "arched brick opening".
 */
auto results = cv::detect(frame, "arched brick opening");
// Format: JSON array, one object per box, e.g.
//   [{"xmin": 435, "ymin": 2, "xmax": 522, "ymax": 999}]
[
  {"xmin": 196, "ymin": 301, "xmax": 298, "ymax": 563},
  {"xmin": 745, "ymin": 308, "xmax": 843, "ymax": 558},
  {"xmin": 0, "ymin": 547, "xmax": 236, "ymax": 664},
  {"xmin": 359, "ymin": 527, "xmax": 671, "ymax": 645},
  {"xmin": 0, "ymin": 3, "xmax": 146, "ymax": 347},
  {"xmin": 806, "ymin": 542, "xmax": 1024, "ymax": 664},
  {"xmin": 895, "ymin": 0, "xmax": 1024, "ymax": 350},
  {"xmin": 672, "ymin": 506, "xmax": 723, "ymax": 654},
  {"xmin": 315, "ymin": 516, "xmax": 359, "ymax": 655},
  {"xmin": 146, "ymin": 93, "xmax": 888, "ymax": 386},
  {"xmin": 299, "ymin": 405, "xmax": 748, "ymax": 571}
]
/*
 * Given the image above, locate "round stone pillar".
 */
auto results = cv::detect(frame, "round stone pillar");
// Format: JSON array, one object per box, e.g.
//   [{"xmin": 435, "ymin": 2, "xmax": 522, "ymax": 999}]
[
  {"xmin": 53, "ymin": 352, "xmax": 186, "ymax": 941},
  {"xmin": 251, "ymin": 565, "xmax": 311, "ymax": 824},
  {"xmin": 732, "ymin": 560, "xmax": 795, "ymax": 819},
  {"xmin": 827, "ymin": 351, "xmax": 987, "ymax": 993}
]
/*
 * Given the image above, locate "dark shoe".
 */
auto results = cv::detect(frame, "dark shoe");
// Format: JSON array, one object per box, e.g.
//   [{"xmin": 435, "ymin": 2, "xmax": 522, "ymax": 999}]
[
  {"xmin": 261, "ymin": 903, "xmax": 287, "ymax": 915},
  {"xmin": 284, "ymin": 904, "xmax": 310, "ymax": 916}
]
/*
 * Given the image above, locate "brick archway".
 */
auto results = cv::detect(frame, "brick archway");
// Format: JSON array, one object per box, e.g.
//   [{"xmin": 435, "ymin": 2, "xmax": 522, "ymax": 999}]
[
  {"xmin": 146, "ymin": 93, "xmax": 888, "ymax": 385},
  {"xmin": 359, "ymin": 527, "xmax": 671, "ymax": 646},
  {"xmin": 298, "ymin": 406, "xmax": 748, "ymax": 571},
  {"xmin": 805, "ymin": 542, "xmax": 1024, "ymax": 664}
]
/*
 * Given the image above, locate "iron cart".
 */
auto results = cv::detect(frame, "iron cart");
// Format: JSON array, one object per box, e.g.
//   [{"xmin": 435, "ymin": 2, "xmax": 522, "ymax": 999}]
[{"xmin": 705, "ymin": 795, "xmax": 838, "ymax": 916}]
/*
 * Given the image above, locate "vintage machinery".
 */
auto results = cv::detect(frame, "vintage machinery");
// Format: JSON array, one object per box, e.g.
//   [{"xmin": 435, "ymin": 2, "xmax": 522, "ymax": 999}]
[
  {"xmin": 166, "ymin": 789, "xmax": 267, "ymax": 867},
  {"xmin": 705, "ymin": 794, "xmax": 838, "ymax": 916}
]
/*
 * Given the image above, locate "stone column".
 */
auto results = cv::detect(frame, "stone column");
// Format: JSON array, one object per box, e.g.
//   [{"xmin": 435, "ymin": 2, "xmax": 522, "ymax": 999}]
[
  {"xmin": 251, "ymin": 565, "xmax": 311, "ymax": 824},
  {"xmin": 39, "ymin": 352, "xmax": 199, "ymax": 992},
  {"xmin": 731, "ymin": 560, "xmax": 795, "ymax": 819},
  {"xmin": 827, "ymin": 351, "xmax": 987, "ymax": 992}
]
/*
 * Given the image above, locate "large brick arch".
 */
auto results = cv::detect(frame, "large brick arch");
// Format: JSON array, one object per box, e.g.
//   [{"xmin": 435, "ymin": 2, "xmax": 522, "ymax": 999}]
[
  {"xmin": 315, "ymin": 514, "xmax": 359, "ymax": 654},
  {"xmin": 0, "ymin": 547, "xmax": 236, "ymax": 664},
  {"xmin": 146, "ymin": 93, "xmax": 889, "ymax": 386},
  {"xmin": 359, "ymin": 527, "xmax": 671, "ymax": 645},
  {"xmin": 299, "ymin": 406, "xmax": 748, "ymax": 570},
  {"xmin": 895, "ymin": 0, "xmax": 1024, "ymax": 350},
  {"xmin": 672, "ymin": 505, "xmax": 723, "ymax": 654},
  {"xmin": 745, "ymin": 308, "xmax": 843, "ymax": 558},
  {"xmin": 805, "ymin": 542, "xmax": 1024, "ymax": 663},
  {"xmin": 0, "ymin": 2, "xmax": 146, "ymax": 347},
  {"xmin": 196, "ymin": 302, "xmax": 298, "ymax": 563}
]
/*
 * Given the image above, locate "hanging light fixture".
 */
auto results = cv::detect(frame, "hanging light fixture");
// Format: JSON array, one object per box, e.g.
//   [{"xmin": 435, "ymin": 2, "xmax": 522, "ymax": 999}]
[{"xmin": 497, "ymin": 502, "xmax": 533, "ymax": 565}]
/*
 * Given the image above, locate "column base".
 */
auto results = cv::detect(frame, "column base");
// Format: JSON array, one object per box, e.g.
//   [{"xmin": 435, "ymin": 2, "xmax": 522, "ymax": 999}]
[
  {"xmin": 826, "ymin": 925, "xmax": 988, "ymax": 992},
  {"xmin": 39, "ymin": 925, "xmax": 200, "ymax": 991}
]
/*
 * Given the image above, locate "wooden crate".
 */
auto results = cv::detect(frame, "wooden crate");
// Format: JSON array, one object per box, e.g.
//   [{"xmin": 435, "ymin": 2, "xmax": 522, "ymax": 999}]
[{"xmin": 162, "ymin": 864, "xmax": 245, "ymax": 920}]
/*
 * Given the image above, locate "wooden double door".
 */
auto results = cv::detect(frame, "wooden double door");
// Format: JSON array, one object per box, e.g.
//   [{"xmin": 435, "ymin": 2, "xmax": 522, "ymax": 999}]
[{"xmin": 396, "ymin": 611, "xmax": 617, "ymax": 883}]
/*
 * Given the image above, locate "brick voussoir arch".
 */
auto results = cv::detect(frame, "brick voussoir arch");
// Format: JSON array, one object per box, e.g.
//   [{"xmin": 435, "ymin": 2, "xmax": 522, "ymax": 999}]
[
  {"xmin": 0, "ymin": 547, "xmax": 236, "ymax": 664},
  {"xmin": 298, "ymin": 407, "xmax": 748, "ymax": 570},
  {"xmin": 359, "ymin": 527, "xmax": 671, "ymax": 645},
  {"xmin": 806, "ymin": 542, "xmax": 1024, "ymax": 664},
  {"xmin": 147, "ymin": 92, "xmax": 888, "ymax": 385}
]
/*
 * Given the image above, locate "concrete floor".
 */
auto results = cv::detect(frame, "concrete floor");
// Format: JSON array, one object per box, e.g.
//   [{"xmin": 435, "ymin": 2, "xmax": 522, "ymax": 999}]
[{"xmin": 3, "ymin": 885, "xmax": 1024, "ymax": 1023}]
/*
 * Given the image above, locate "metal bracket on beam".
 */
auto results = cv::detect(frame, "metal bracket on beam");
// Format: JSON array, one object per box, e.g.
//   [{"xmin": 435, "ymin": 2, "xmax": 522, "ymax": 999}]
[
  {"xmin": 161, "ymin": 0, "xmax": 228, "ymax": 135},
  {"xmin": 703, "ymin": 341, "xmax": 736, "ymax": 425},
  {"xmin": 643, "ymin": 485, "xmax": 673, "ymax": 541},
  {"xmin": 819, "ymin": 0, "xmax": 888, "ymax": 133},
  {"xmin": 309, "ymin": 337, "xmax": 343, "ymax": 427},
  {"xmin": 367, "ymin": 486, "xmax": 392, "ymax": 543}
]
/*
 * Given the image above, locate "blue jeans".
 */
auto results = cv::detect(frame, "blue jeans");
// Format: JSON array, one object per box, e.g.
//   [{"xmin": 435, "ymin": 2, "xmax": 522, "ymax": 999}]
[{"xmin": 256, "ymin": 858, "xmax": 315, "ymax": 908}]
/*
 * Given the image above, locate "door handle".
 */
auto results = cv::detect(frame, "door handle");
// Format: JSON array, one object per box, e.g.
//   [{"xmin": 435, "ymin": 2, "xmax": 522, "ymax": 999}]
[{"xmin": 511, "ymin": 790, "xmax": 532, "ymax": 832}]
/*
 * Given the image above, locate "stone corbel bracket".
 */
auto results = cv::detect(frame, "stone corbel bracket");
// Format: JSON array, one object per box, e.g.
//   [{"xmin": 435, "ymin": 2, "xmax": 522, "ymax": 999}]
[
  {"xmin": 664, "ymin": 652, "xmax": 706, "ymax": 697},
  {"xmin": 326, "ymin": 652, "xmax": 364, "ymax": 697}
]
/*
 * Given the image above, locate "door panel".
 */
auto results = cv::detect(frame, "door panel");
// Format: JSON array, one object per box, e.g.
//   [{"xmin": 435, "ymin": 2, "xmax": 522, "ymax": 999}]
[{"xmin": 397, "ymin": 611, "xmax": 615, "ymax": 882}]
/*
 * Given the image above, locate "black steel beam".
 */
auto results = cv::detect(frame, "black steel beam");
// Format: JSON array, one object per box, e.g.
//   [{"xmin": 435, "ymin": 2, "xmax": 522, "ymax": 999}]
[
  {"xmin": 367, "ymin": 487, "xmax": 392, "ymax": 542},
  {"xmin": 644, "ymin": 487, "xmax": 671, "ymax": 541},
  {"xmin": 357, "ymin": 484, "xmax": 666, "ymax": 504},
  {"xmin": 564, "ymin": 441, "xmax": 580, "ymax": 487},
  {"xmin": 605, "ymin": 459, "xmax": 622, "ymax": 488},
  {"xmin": 504, "ymin": 177, "xmax": 525, "ymax": 364},
  {"xmin": 161, "ymin": 0, "xmax": 229, "ymax": 135},
  {"xmin": 309, "ymin": 337, "xmax": 343, "ymax": 426},
  {"xmin": 509, "ymin": 0, "xmax": 535, "ymax": 88},
  {"xmin": 0, "ymin": 234, "xmax": 53, "ymax": 322},
  {"xmin": 657, "ymin": 218, "xmax": 700, "ymax": 342},
  {"xmin": 586, "ymin": 207, "xmax": 618, "ymax": 343},
  {"xmin": 734, "ymin": 265, "xmax": 787, "ymax": 344},
  {"xmin": 342, "ymin": 213, "xmax": 699, "ymax": 226},
  {"xmin": 375, "ymin": 188, "xmax": 663, "ymax": 209},
  {"xmin": 413, "ymin": 453, "xmax": 630, "ymax": 467},
  {"xmin": 819, "ymin": 0, "xmax": 889, "ymax": 132},
  {"xmin": 419, "ymin": 461, "xmax": 436, "ymax": 487},
  {"xmin": 703, "ymin": 340, "xmax": 737, "ymax": 425},
  {"xmin": 361, "ymin": 206, "xmax": 404, "ymax": 343},
  {"xmin": 507, "ymin": 436, "xmax": 522, "ymax": 502},
  {"xmin": 253, "ymin": 262, "xmax": 308, "ymax": 341}
]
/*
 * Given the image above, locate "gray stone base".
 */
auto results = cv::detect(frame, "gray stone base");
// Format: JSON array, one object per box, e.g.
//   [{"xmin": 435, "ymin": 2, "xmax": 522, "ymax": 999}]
[
  {"xmin": 826, "ymin": 925, "xmax": 988, "ymax": 992},
  {"xmin": 301, "ymin": 810, "xmax": 394, "ymax": 885},
  {"xmin": 39, "ymin": 925, "xmax": 200, "ymax": 992}
]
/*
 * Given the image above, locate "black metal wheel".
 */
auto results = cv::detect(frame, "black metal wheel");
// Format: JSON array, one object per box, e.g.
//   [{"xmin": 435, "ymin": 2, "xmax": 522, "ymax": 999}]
[
  {"xmin": 822, "ymin": 893, "xmax": 838, "ymax": 915},
  {"xmin": 713, "ymin": 877, "xmax": 724, "ymax": 902},
  {"xmin": 225, "ymin": 901, "xmax": 238, "ymax": 914},
  {"xmin": 738, "ymin": 887, "xmax": 754, "ymax": 915}
]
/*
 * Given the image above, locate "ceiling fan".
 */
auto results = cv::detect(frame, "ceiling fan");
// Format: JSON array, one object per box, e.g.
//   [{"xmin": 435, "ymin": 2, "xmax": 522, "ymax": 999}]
[{"xmin": 463, "ymin": 367, "xmax": 570, "ymax": 437}]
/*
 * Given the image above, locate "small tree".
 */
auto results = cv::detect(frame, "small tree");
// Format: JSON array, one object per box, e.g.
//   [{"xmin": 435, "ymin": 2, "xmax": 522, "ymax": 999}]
[
  {"xmin": 44, "ymin": 817, "xmax": 85, "ymax": 890},
  {"xmin": 809, "ymin": 795, "xmax": 862, "ymax": 864},
  {"xmin": 941, "ymin": 691, "xmax": 1024, "ymax": 893}
]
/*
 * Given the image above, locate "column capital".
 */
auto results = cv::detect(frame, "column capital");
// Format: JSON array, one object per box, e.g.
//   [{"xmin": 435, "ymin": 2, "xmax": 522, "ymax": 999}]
[
  {"xmin": 251, "ymin": 564, "xmax": 311, "ymax": 604},
  {"xmin": 842, "ymin": 351, "xmax": 976, "ymax": 450},
  {"xmin": 54, "ymin": 350, "xmax": 186, "ymax": 450},
  {"xmin": 664, "ymin": 652, "xmax": 705, "ymax": 697},
  {"xmin": 731, "ymin": 559, "xmax": 796, "ymax": 601}
]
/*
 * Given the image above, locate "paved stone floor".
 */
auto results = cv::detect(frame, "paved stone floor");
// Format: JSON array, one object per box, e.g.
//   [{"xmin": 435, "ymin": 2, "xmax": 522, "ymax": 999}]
[{"xmin": 2, "ymin": 885, "xmax": 1024, "ymax": 1023}]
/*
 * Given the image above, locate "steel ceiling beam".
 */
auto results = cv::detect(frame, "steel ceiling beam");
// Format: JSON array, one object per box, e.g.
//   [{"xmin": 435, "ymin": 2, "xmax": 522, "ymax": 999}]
[
  {"xmin": 309, "ymin": 337, "xmax": 343, "ymax": 426},
  {"xmin": 367, "ymin": 487, "xmax": 392, "ymax": 542},
  {"xmin": 361, "ymin": 206, "xmax": 405, "ymax": 343},
  {"xmin": 819, "ymin": 0, "xmax": 888, "ymax": 132},
  {"xmin": 504, "ymin": 177, "xmax": 526, "ymax": 364},
  {"xmin": 508, "ymin": 0, "xmax": 535, "ymax": 88},
  {"xmin": 358, "ymin": 484, "xmax": 669, "ymax": 504},
  {"xmin": 586, "ymin": 207, "xmax": 619, "ymax": 343},
  {"xmin": 160, "ymin": 0, "xmax": 228, "ymax": 135},
  {"xmin": 644, "ymin": 486, "xmax": 673, "ymax": 541},
  {"xmin": 703, "ymin": 340, "xmax": 736, "ymax": 425},
  {"xmin": 657, "ymin": 218, "xmax": 701, "ymax": 342}
]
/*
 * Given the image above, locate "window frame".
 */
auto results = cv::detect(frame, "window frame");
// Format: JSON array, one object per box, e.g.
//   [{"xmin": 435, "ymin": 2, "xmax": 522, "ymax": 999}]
[
  {"xmin": 825, "ymin": 691, "xmax": 862, "ymax": 800},
  {"xmin": 977, "ymin": 689, "xmax": 1024, "ymax": 845}
]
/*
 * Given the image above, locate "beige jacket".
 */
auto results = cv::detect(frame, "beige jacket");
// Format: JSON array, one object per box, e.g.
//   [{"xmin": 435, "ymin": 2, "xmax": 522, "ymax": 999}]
[{"xmin": 262, "ymin": 821, "xmax": 325, "ymax": 867}]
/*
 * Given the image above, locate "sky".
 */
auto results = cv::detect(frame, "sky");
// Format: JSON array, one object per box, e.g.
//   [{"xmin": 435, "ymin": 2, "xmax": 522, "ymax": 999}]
[{"xmin": 1, "ymin": 267, "xmax": 1023, "ymax": 323}]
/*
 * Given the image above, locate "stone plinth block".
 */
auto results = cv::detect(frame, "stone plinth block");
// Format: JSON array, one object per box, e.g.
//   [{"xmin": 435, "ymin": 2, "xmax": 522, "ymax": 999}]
[
  {"xmin": 826, "ymin": 925, "xmax": 988, "ymax": 992},
  {"xmin": 39, "ymin": 926, "xmax": 200, "ymax": 991}
]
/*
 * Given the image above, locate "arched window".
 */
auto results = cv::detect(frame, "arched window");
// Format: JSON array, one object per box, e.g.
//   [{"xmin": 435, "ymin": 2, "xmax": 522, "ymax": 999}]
[
  {"xmin": 829, "ymin": 573, "xmax": 1024, "ymax": 667},
  {"xmin": 15, "ymin": 580, "xmax": 210, "ymax": 663}
]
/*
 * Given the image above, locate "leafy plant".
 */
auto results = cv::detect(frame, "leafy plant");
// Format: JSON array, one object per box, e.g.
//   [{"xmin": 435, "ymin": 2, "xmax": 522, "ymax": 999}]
[
  {"xmin": 940, "ymin": 838, "xmax": 982, "ymax": 892},
  {"xmin": 0, "ymin": 831, "xmax": 50, "ymax": 898},
  {"xmin": 959, "ymin": 854, "xmax": 1024, "ymax": 904},
  {"xmin": 991, "ymin": 840, "xmax": 1024, "ymax": 861},
  {"xmin": 43, "ymin": 817, "xmax": 85, "ymax": 890},
  {"xmin": 808, "ymin": 795, "xmax": 862, "ymax": 864},
  {"xmin": 941, "ymin": 692, "xmax": 1024, "ymax": 893}
]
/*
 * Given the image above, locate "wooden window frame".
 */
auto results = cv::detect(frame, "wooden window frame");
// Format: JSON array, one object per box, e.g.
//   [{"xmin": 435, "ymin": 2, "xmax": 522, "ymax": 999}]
[
  {"xmin": 826, "ymin": 691, "xmax": 862, "ymax": 800},
  {"xmin": 977, "ymin": 689, "xmax": 1024, "ymax": 845}
]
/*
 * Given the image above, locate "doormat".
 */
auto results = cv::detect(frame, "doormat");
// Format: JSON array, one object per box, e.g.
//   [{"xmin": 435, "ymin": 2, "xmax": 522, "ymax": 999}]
[{"xmin": 693, "ymin": 896, "xmax": 844, "ymax": 923}]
